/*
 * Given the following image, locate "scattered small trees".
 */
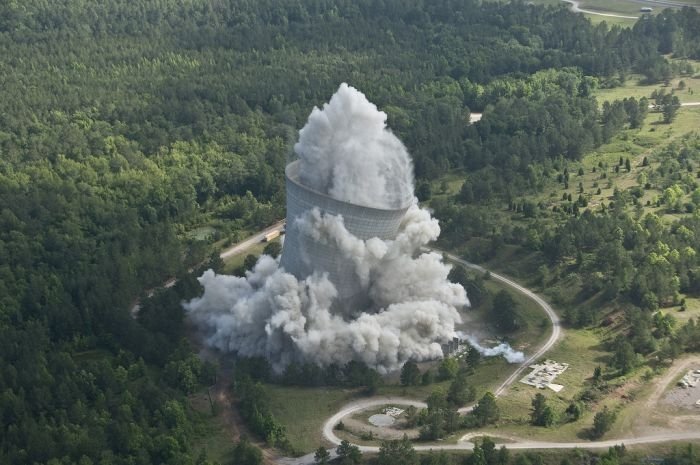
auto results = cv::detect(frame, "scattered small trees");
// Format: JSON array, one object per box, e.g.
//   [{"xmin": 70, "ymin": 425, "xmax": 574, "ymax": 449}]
[
  {"xmin": 438, "ymin": 357, "xmax": 460, "ymax": 381},
  {"xmin": 400, "ymin": 361, "xmax": 421, "ymax": 386},
  {"xmin": 314, "ymin": 446, "xmax": 330, "ymax": 465},
  {"xmin": 336, "ymin": 439, "xmax": 362, "ymax": 465},
  {"xmin": 447, "ymin": 373, "xmax": 476, "ymax": 407},
  {"xmin": 472, "ymin": 392, "xmax": 500, "ymax": 426},
  {"xmin": 611, "ymin": 340, "xmax": 636, "ymax": 374},
  {"xmin": 592, "ymin": 406, "xmax": 616, "ymax": 438},
  {"xmin": 530, "ymin": 393, "xmax": 555, "ymax": 427},
  {"xmin": 565, "ymin": 402, "xmax": 583, "ymax": 422},
  {"xmin": 377, "ymin": 435, "xmax": 418, "ymax": 465}
]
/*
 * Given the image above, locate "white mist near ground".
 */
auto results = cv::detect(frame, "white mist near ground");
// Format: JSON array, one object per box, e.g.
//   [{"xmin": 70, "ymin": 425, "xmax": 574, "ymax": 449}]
[
  {"xmin": 460, "ymin": 333, "xmax": 525, "ymax": 364},
  {"xmin": 185, "ymin": 202, "xmax": 467, "ymax": 373},
  {"xmin": 185, "ymin": 83, "xmax": 526, "ymax": 374}
]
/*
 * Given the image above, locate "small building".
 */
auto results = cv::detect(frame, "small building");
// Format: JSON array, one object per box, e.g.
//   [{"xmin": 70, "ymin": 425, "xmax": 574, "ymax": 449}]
[{"xmin": 640, "ymin": 7, "xmax": 653, "ymax": 12}]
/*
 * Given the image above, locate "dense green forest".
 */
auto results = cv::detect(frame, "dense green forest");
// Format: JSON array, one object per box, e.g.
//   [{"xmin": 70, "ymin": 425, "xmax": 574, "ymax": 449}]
[{"xmin": 2, "ymin": 0, "xmax": 700, "ymax": 463}]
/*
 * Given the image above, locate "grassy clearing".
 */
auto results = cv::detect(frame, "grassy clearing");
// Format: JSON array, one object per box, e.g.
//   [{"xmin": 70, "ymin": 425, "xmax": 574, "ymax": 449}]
[
  {"xmin": 266, "ymin": 386, "xmax": 357, "ymax": 453},
  {"xmin": 578, "ymin": 0, "xmax": 651, "ymax": 15},
  {"xmin": 188, "ymin": 225, "xmax": 217, "ymax": 241},
  {"xmin": 221, "ymin": 241, "xmax": 269, "ymax": 274},
  {"xmin": 189, "ymin": 390, "xmax": 235, "ymax": 463},
  {"xmin": 505, "ymin": 104, "xmax": 700, "ymax": 225},
  {"xmin": 596, "ymin": 73, "xmax": 700, "ymax": 106},
  {"xmin": 480, "ymin": 328, "xmax": 610, "ymax": 441},
  {"xmin": 473, "ymin": 277, "xmax": 552, "ymax": 351}
]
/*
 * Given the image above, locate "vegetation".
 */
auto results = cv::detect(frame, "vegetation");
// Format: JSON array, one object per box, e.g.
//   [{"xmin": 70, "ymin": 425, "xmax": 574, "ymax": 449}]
[
  {"xmin": 530, "ymin": 393, "xmax": 556, "ymax": 427},
  {"xmin": 3, "ymin": 0, "xmax": 700, "ymax": 461}
]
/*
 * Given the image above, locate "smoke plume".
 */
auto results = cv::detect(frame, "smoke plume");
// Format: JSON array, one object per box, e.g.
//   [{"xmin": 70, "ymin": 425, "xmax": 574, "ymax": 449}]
[
  {"xmin": 295, "ymin": 83, "xmax": 414, "ymax": 209},
  {"xmin": 185, "ymin": 84, "xmax": 470, "ymax": 373},
  {"xmin": 461, "ymin": 334, "xmax": 525, "ymax": 364}
]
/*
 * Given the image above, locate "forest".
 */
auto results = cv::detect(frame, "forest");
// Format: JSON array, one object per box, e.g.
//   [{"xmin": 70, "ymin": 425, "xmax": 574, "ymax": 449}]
[{"xmin": 2, "ymin": 0, "xmax": 700, "ymax": 463}]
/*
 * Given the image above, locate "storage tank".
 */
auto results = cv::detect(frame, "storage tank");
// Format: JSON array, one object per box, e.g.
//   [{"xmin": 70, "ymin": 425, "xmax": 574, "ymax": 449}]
[{"xmin": 280, "ymin": 160, "xmax": 411, "ymax": 316}]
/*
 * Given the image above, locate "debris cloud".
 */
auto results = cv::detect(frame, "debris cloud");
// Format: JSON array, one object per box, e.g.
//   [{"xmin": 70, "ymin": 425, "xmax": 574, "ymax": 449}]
[
  {"xmin": 295, "ymin": 83, "xmax": 414, "ymax": 209},
  {"xmin": 461, "ymin": 334, "xmax": 525, "ymax": 364},
  {"xmin": 185, "ymin": 84, "xmax": 472, "ymax": 373}
]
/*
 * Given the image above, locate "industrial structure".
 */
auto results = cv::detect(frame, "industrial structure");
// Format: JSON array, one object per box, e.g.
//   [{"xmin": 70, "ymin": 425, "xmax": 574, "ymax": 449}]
[{"xmin": 279, "ymin": 159, "xmax": 412, "ymax": 316}]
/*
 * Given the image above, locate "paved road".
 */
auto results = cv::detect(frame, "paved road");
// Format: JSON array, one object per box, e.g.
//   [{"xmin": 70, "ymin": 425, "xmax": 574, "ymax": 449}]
[
  {"xmin": 134, "ymin": 218, "xmax": 700, "ymax": 460},
  {"xmin": 130, "ymin": 220, "xmax": 285, "ymax": 316},
  {"xmin": 436, "ymin": 251, "xmax": 562, "ymax": 400},
  {"xmin": 220, "ymin": 220, "xmax": 286, "ymax": 260},
  {"xmin": 650, "ymin": 102, "xmax": 700, "ymax": 109},
  {"xmin": 309, "ymin": 253, "xmax": 700, "ymax": 461},
  {"xmin": 562, "ymin": 0, "xmax": 640, "ymax": 19}
]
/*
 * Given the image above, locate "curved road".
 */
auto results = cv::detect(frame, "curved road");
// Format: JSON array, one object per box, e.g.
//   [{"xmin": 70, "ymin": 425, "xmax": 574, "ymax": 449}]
[
  {"xmin": 144, "ymin": 219, "xmax": 700, "ymax": 460},
  {"xmin": 562, "ymin": 0, "xmax": 639, "ymax": 19},
  {"xmin": 313, "ymin": 252, "xmax": 700, "ymax": 459},
  {"xmin": 437, "ymin": 251, "xmax": 562, "ymax": 400}
]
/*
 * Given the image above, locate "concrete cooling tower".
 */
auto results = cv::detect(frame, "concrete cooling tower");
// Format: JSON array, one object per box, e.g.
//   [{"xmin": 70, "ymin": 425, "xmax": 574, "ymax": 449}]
[
  {"xmin": 280, "ymin": 160, "xmax": 412, "ymax": 316},
  {"xmin": 185, "ymin": 84, "xmax": 475, "ymax": 373}
]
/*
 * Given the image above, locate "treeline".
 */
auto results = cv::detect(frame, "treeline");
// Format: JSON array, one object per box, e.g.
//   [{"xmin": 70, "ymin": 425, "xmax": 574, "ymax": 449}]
[
  {"xmin": 0, "ymin": 282, "xmax": 217, "ymax": 464},
  {"xmin": 1, "ymin": 0, "xmax": 699, "ymax": 462},
  {"xmin": 233, "ymin": 376, "xmax": 292, "ymax": 452},
  {"xmin": 234, "ymin": 356, "xmax": 381, "ymax": 392}
]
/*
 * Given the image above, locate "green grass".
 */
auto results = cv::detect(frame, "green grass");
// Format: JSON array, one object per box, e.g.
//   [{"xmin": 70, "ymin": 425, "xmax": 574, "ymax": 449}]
[
  {"xmin": 478, "ymin": 328, "xmax": 611, "ymax": 441},
  {"xmin": 490, "ymin": 105, "xmax": 700, "ymax": 224},
  {"xmin": 596, "ymin": 73, "xmax": 700, "ymax": 106},
  {"xmin": 188, "ymin": 225, "xmax": 217, "ymax": 241},
  {"xmin": 452, "ymin": 269, "xmax": 552, "ymax": 351},
  {"xmin": 189, "ymin": 389, "xmax": 236, "ymax": 463},
  {"xmin": 266, "ymin": 386, "xmax": 357, "ymax": 454},
  {"xmin": 221, "ymin": 241, "xmax": 268, "ymax": 274},
  {"xmin": 578, "ymin": 0, "xmax": 648, "ymax": 15}
]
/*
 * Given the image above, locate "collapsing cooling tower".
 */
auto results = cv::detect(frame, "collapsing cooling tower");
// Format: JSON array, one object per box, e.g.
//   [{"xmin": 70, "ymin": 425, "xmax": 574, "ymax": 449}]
[{"xmin": 280, "ymin": 159, "xmax": 412, "ymax": 316}]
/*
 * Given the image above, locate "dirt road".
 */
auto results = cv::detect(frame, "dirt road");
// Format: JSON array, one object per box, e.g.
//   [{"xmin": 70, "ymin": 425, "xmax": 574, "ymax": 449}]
[{"xmin": 645, "ymin": 356, "xmax": 700, "ymax": 409}]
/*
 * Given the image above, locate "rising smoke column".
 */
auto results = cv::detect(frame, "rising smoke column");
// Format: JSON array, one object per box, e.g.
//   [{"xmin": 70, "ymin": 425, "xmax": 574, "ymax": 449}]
[
  {"xmin": 295, "ymin": 83, "xmax": 414, "ymax": 210},
  {"xmin": 185, "ymin": 84, "xmax": 467, "ymax": 373}
]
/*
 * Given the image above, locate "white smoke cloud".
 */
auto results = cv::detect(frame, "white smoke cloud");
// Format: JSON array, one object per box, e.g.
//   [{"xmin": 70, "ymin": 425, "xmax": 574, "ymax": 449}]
[
  {"xmin": 185, "ymin": 206, "xmax": 467, "ymax": 373},
  {"xmin": 295, "ymin": 83, "xmax": 414, "ymax": 210},
  {"xmin": 460, "ymin": 334, "xmax": 525, "ymax": 364},
  {"xmin": 184, "ymin": 84, "xmax": 474, "ymax": 374}
]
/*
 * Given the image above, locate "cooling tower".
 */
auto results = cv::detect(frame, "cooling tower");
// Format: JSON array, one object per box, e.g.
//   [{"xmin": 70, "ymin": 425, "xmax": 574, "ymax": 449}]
[{"xmin": 280, "ymin": 160, "xmax": 411, "ymax": 316}]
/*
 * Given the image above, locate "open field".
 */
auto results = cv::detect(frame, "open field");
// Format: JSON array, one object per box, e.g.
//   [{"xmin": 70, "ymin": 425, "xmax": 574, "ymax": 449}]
[
  {"xmin": 596, "ymin": 73, "xmax": 700, "ymax": 106},
  {"xmin": 189, "ymin": 389, "xmax": 236, "ymax": 463},
  {"xmin": 266, "ymin": 386, "xmax": 357, "ymax": 453},
  {"xmin": 221, "ymin": 240, "xmax": 274, "ymax": 274},
  {"xmin": 472, "ymin": 328, "xmax": 612, "ymax": 442}
]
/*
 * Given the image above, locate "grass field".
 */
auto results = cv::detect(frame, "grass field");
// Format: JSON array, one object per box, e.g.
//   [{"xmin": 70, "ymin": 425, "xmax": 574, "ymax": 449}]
[
  {"xmin": 521, "ymin": 0, "xmax": 700, "ymax": 26},
  {"xmin": 596, "ymin": 72, "xmax": 700, "ymax": 105},
  {"xmin": 221, "ymin": 240, "xmax": 271, "ymax": 274},
  {"xmin": 266, "ymin": 386, "xmax": 358, "ymax": 453},
  {"xmin": 189, "ymin": 389, "xmax": 236, "ymax": 463}
]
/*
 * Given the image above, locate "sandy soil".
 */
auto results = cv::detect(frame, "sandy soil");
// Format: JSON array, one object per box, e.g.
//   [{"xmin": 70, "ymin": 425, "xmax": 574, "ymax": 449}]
[
  {"xmin": 343, "ymin": 413, "xmax": 420, "ymax": 441},
  {"xmin": 661, "ymin": 368, "xmax": 700, "ymax": 410}
]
